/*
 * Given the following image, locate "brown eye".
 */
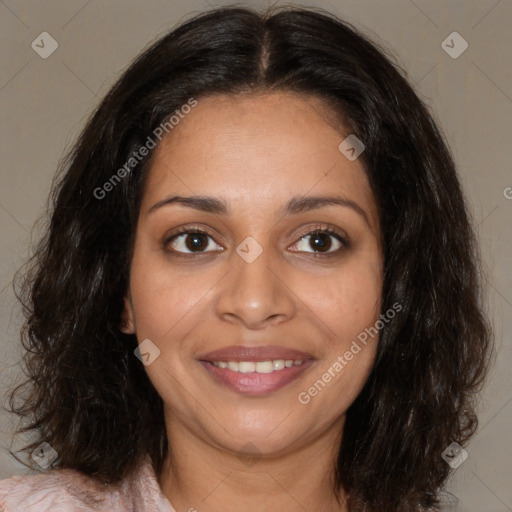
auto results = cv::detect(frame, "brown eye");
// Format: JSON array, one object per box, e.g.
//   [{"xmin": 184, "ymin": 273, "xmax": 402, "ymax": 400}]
[
  {"xmin": 308, "ymin": 232, "xmax": 333, "ymax": 252},
  {"xmin": 166, "ymin": 230, "xmax": 223, "ymax": 254},
  {"xmin": 289, "ymin": 228, "xmax": 347, "ymax": 255}
]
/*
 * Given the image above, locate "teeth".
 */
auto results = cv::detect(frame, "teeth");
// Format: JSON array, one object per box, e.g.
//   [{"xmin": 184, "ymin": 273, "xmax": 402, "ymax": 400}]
[
  {"xmin": 255, "ymin": 361, "xmax": 274, "ymax": 373},
  {"xmin": 273, "ymin": 360, "xmax": 285, "ymax": 370},
  {"xmin": 238, "ymin": 362, "xmax": 255, "ymax": 373},
  {"xmin": 211, "ymin": 359, "xmax": 304, "ymax": 373}
]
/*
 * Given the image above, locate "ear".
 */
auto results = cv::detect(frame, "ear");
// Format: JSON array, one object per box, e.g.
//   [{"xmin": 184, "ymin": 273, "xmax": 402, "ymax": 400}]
[{"xmin": 120, "ymin": 293, "xmax": 136, "ymax": 334}]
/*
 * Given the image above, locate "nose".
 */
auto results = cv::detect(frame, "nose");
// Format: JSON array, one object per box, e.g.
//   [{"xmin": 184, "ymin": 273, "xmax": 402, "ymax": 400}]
[{"xmin": 215, "ymin": 242, "xmax": 296, "ymax": 330}]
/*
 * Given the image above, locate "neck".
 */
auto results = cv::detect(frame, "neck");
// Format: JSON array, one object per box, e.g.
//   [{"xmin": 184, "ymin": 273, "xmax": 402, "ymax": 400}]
[{"xmin": 158, "ymin": 411, "xmax": 349, "ymax": 512}]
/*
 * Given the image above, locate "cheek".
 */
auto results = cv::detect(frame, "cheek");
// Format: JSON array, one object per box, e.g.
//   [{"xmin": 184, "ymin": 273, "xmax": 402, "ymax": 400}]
[
  {"xmin": 297, "ymin": 265, "xmax": 381, "ymax": 415},
  {"xmin": 297, "ymin": 257, "xmax": 382, "ymax": 347},
  {"xmin": 128, "ymin": 249, "xmax": 213, "ymax": 340}
]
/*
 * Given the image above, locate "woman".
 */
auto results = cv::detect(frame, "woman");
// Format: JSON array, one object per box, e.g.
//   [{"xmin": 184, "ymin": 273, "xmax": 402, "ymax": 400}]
[{"xmin": 0, "ymin": 5, "xmax": 493, "ymax": 512}]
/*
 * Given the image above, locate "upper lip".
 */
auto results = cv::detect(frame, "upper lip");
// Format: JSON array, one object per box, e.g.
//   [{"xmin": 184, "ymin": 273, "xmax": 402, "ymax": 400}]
[{"xmin": 199, "ymin": 345, "xmax": 314, "ymax": 362}]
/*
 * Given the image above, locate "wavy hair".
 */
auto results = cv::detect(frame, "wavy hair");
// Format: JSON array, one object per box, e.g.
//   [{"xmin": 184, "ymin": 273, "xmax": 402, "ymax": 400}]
[{"xmin": 6, "ymin": 5, "xmax": 493, "ymax": 511}]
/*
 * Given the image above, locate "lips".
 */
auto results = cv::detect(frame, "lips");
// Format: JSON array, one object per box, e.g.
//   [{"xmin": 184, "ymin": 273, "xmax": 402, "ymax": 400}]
[{"xmin": 198, "ymin": 345, "xmax": 315, "ymax": 396}]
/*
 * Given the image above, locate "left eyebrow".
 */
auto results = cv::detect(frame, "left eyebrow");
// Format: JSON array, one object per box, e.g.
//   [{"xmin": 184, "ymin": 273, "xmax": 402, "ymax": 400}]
[
  {"xmin": 282, "ymin": 195, "xmax": 369, "ymax": 226},
  {"xmin": 147, "ymin": 194, "xmax": 370, "ymax": 226}
]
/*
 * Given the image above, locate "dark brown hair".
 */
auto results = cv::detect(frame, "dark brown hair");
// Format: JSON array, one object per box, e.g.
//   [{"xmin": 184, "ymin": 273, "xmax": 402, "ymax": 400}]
[{"xmin": 6, "ymin": 5, "xmax": 493, "ymax": 511}]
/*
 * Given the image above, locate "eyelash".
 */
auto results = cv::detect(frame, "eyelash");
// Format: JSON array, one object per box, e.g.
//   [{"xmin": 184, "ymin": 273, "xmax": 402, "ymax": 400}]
[{"xmin": 163, "ymin": 224, "xmax": 349, "ymax": 258}]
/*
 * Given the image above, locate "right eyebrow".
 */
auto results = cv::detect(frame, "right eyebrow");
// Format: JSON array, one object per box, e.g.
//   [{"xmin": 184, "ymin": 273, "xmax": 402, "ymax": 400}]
[{"xmin": 148, "ymin": 195, "xmax": 228, "ymax": 215}]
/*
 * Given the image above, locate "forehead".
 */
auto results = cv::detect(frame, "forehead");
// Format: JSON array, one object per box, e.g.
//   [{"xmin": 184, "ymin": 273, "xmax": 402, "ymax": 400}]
[{"xmin": 142, "ymin": 91, "xmax": 379, "ymax": 233}]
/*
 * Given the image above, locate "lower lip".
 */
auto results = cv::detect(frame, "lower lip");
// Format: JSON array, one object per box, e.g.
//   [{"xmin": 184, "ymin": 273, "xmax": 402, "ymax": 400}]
[{"xmin": 200, "ymin": 360, "xmax": 314, "ymax": 396}]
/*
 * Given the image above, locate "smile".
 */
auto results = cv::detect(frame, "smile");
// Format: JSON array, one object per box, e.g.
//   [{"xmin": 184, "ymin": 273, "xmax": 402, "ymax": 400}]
[
  {"xmin": 211, "ymin": 359, "xmax": 304, "ymax": 373},
  {"xmin": 198, "ymin": 345, "xmax": 315, "ymax": 396}
]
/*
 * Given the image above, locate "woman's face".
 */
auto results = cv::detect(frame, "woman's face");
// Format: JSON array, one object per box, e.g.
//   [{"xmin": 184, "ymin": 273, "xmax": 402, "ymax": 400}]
[{"xmin": 123, "ymin": 91, "xmax": 383, "ymax": 457}]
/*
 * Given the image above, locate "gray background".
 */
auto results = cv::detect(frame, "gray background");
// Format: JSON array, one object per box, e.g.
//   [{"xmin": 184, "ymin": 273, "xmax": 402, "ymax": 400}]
[{"xmin": 0, "ymin": 1, "xmax": 511, "ymax": 510}]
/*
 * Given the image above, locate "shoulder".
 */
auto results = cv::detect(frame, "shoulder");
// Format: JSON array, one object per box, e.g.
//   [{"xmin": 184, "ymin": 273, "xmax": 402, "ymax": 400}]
[
  {"xmin": 0, "ymin": 467, "xmax": 122, "ymax": 511},
  {"xmin": 0, "ymin": 455, "xmax": 175, "ymax": 512}
]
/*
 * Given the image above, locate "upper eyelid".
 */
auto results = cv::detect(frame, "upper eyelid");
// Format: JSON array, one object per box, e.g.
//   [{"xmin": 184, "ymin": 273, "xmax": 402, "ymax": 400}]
[{"xmin": 164, "ymin": 225, "xmax": 222, "ymax": 245}]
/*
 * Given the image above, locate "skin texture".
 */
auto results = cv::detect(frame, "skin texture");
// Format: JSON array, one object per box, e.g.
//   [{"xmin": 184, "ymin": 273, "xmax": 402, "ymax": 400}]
[{"xmin": 122, "ymin": 91, "xmax": 383, "ymax": 512}]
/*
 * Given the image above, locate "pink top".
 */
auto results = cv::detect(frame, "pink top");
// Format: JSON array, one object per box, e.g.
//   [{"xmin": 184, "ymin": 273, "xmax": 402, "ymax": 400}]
[
  {"xmin": 0, "ymin": 455, "xmax": 175, "ymax": 511},
  {"xmin": 0, "ymin": 456, "xmax": 445, "ymax": 511}
]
